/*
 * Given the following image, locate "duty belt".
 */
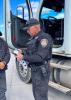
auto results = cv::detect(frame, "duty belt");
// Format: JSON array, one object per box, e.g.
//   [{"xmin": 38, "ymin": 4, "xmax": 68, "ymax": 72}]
[
  {"xmin": 31, "ymin": 62, "xmax": 44, "ymax": 66},
  {"xmin": 31, "ymin": 61, "xmax": 50, "ymax": 66}
]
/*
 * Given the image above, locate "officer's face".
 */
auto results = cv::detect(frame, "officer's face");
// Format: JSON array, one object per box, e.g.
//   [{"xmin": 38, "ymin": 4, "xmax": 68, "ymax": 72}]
[{"xmin": 27, "ymin": 26, "xmax": 37, "ymax": 36}]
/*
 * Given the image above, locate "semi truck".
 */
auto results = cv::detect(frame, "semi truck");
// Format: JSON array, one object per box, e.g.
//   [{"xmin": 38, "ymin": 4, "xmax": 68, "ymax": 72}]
[{"xmin": 3, "ymin": 0, "xmax": 71, "ymax": 99}]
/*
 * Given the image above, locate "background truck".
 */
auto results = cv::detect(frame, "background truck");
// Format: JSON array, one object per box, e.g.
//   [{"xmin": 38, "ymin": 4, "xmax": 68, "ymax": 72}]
[{"xmin": 3, "ymin": 0, "xmax": 71, "ymax": 100}]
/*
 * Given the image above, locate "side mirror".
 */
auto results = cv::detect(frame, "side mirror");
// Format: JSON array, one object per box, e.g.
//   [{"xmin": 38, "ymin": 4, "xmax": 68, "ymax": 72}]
[
  {"xmin": 0, "ymin": 31, "xmax": 2, "ymax": 36},
  {"xmin": 16, "ymin": 6, "xmax": 24, "ymax": 19}
]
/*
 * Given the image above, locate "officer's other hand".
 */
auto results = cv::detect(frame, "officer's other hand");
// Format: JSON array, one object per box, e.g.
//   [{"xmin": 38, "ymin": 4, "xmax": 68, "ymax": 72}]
[
  {"xmin": 0, "ymin": 62, "xmax": 5, "ymax": 69},
  {"xmin": 16, "ymin": 53, "xmax": 23, "ymax": 61}
]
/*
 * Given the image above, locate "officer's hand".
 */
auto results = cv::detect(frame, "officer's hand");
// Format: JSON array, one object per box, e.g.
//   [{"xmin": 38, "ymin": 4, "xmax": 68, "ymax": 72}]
[
  {"xmin": 18, "ymin": 49, "xmax": 22, "ymax": 54},
  {"xmin": 16, "ymin": 53, "xmax": 23, "ymax": 61},
  {"xmin": 0, "ymin": 62, "xmax": 5, "ymax": 69}
]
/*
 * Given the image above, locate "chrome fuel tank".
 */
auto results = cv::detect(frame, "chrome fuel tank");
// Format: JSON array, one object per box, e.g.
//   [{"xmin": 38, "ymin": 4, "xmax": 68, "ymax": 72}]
[{"xmin": 53, "ymin": 59, "xmax": 71, "ymax": 88}]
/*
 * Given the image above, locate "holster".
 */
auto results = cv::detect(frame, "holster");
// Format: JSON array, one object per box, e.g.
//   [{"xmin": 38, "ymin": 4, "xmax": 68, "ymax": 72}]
[{"xmin": 40, "ymin": 63, "xmax": 48, "ymax": 78}]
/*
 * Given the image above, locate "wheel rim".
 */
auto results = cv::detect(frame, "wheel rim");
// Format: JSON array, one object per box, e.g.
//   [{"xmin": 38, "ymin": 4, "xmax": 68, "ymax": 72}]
[{"xmin": 18, "ymin": 60, "xmax": 29, "ymax": 78}]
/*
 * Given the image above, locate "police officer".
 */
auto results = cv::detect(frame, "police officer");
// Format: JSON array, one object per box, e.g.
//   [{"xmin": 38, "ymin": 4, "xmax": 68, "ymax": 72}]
[
  {"xmin": 16, "ymin": 18, "xmax": 53, "ymax": 100},
  {"xmin": 0, "ymin": 36, "xmax": 10, "ymax": 100}
]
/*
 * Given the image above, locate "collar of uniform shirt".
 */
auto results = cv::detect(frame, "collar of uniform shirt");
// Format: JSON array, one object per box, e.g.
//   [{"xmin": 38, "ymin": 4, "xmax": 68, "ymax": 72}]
[{"xmin": 34, "ymin": 30, "xmax": 43, "ymax": 38}]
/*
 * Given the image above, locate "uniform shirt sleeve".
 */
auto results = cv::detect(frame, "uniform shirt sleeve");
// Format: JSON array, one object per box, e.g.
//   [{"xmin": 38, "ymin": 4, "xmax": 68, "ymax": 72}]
[
  {"xmin": 3, "ymin": 41, "xmax": 10, "ymax": 64},
  {"xmin": 24, "ymin": 37, "xmax": 52, "ymax": 63}
]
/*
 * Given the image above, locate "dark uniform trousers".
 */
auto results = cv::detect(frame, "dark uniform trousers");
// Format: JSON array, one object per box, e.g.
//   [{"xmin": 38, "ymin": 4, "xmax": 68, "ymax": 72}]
[
  {"xmin": 31, "ymin": 64, "xmax": 50, "ymax": 100},
  {"xmin": 0, "ymin": 72, "xmax": 6, "ymax": 100}
]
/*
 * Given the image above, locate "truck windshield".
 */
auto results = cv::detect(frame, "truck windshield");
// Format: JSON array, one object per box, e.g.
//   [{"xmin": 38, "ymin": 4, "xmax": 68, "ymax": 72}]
[
  {"xmin": 41, "ymin": 7, "xmax": 64, "ymax": 19},
  {"xmin": 39, "ymin": 6, "xmax": 64, "ymax": 47}
]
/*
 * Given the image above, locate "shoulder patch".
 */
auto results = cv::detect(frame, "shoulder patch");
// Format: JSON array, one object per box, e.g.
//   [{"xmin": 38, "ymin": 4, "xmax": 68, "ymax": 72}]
[{"xmin": 40, "ymin": 39, "xmax": 48, "ymax": 47}]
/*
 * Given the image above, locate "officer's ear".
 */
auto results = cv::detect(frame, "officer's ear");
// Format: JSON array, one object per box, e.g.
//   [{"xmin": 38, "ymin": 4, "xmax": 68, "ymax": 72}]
[{"xmin": 0, "ymin": 31, "xmax": 2, "ymax": 36}]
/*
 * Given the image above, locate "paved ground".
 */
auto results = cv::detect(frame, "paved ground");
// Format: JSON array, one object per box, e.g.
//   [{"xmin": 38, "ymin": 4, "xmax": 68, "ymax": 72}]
[
  {"xmin": 6, "ymin": 54, "xmax": 71, "ymax": 100},
  {"xmin": 6, "ymin": 54, "xmax": 34, "ymax": 100}
]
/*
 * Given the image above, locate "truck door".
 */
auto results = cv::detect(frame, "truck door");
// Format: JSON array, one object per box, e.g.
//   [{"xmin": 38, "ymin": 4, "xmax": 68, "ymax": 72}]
[
  {"xmin": 39, "ymin": 0, "xmax": 64, "ymax": 48},
  {"xmin": 11, "ymin": 9, "xmax": 31, "ymax": 48},
  {"xmin": 3, "ymin": 0, "xmax": 33, "ymax": 49}
]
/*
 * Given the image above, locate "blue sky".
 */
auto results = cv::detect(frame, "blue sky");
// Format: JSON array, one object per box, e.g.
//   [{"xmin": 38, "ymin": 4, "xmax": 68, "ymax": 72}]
[
  {"xmin": 0, "ymin": 1, "xmax": 3, "ymax": 33},
  {"xmin": 0, "ymin": 0, "xmax": 64, "ymax": 34},
  {"xmin": 0, "ymin": 0, "xmax": 25, "ymax": 33}
]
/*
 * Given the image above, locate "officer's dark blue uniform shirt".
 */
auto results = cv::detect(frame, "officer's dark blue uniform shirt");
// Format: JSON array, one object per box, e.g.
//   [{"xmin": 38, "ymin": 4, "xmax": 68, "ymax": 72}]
[
  {"xmin": 23, "ymin": 31, "xmax": 53, "ymax": 64},
  {"xmin": 0, "ymin": 38, "xmax": 10, "ymax": 71}
]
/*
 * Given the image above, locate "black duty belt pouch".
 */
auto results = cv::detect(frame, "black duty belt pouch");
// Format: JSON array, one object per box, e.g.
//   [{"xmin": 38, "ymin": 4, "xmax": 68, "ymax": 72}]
[{"xmin": 40, "ymin": 64, "xmax": 48, "ymax": 78}]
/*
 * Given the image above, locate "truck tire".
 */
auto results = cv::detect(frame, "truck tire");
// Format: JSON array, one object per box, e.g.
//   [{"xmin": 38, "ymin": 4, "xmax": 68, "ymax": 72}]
[{"xmin": 16, "ymin": 59, "xmax": 31, "ymax": 83}]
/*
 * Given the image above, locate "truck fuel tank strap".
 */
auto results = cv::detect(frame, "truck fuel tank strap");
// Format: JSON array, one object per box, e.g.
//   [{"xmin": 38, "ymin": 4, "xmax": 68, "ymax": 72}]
[
  {"xmin": 50, "ymin": 62, "xmax": 71, "ymax": 70},
  {"xmin": 49, "ymin": 81, "xmax": 71, "ymax": 95}
]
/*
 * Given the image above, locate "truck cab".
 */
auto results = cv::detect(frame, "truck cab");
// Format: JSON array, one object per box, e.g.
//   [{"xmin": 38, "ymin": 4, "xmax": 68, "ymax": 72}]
[{"xmin": 3, "ymin": 0, "xmax": 71, "ymax": 99}]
